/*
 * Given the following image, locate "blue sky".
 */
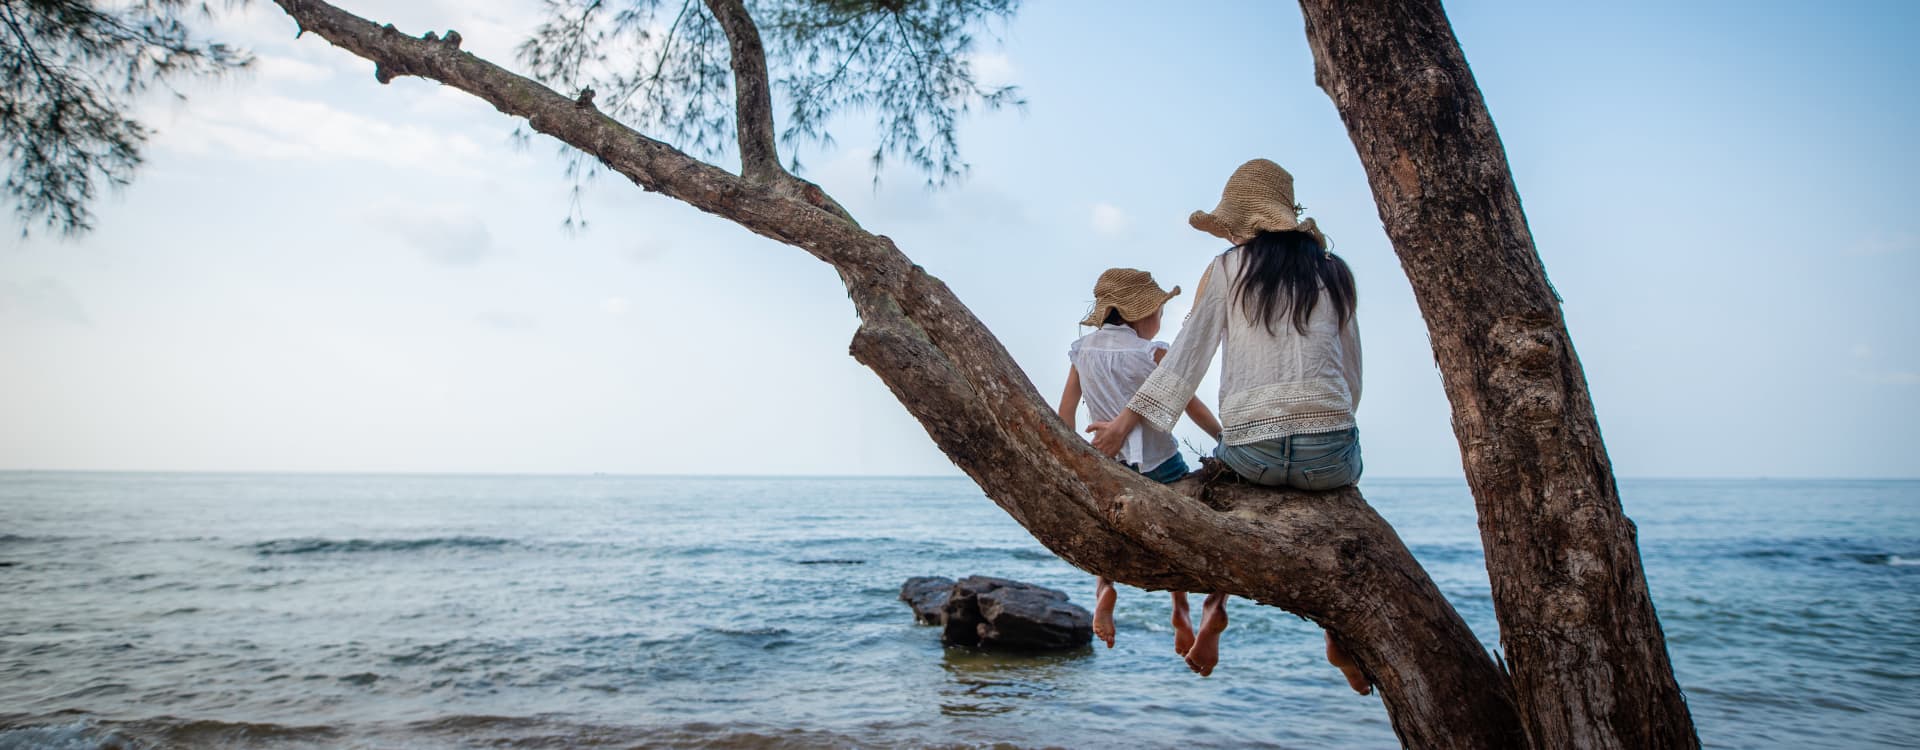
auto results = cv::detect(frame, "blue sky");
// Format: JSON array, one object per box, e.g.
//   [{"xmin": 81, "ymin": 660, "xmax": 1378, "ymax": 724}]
[{"xmin": 2, "ymin": 0, "xmax": 1915, "ymax": 477}]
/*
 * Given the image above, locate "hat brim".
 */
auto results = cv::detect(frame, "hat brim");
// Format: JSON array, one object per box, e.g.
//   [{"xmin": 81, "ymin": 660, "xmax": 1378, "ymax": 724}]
[{"xmin": 1080, "ymin": 286, "xmax": 1181, "ymax": 327}]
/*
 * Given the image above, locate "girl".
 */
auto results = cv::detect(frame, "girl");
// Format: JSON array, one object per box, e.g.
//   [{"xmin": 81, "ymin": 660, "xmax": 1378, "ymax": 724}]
[
  {"xmin": 1058, "ymin": 267, "xmax": 1222, "ymax": 652},
  {"xmin": 1086, "ymin": 159, "xmax": 1371, "ymax": 692}
]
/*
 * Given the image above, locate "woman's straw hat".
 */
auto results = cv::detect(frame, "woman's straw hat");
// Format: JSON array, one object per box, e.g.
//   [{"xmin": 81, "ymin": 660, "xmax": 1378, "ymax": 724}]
[
  {"xmin": 1189, "ymin": 158, "xmax": 1329, "ymax": 248},
  {"xmin": 1080, "ymin": 268, "xmax": 1181, "ymax": 327}
]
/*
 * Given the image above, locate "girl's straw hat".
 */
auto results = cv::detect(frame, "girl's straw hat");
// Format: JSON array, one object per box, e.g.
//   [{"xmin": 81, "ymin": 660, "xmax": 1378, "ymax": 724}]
[
  {"xmin": 1080, "ymin": 268, "xmax": 1181, "ymax": 327},
  {"xmin": 1189, "ymin": 158, "xmax": 1329, "ymax": 248}
]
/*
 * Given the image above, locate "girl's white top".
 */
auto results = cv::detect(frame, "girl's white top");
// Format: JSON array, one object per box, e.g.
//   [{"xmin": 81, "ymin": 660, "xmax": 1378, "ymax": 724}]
[
  {"xmin": 1070, "ymin": 324, "xmax": 1179, "ymax": 472},
  {"xmin": 1129, "ymin": 248, "xmax": 1362, "ymax": 445}
]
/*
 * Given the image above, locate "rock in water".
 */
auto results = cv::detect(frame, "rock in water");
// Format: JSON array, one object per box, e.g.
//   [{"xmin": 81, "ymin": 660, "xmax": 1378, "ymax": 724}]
[
  {"xmin": 920, "ymin": 575, "xmax": 1092, "ymax": 650},
  {"xmin": 899, "ymin": 576, "xmax": 954, "ymax": 625}
]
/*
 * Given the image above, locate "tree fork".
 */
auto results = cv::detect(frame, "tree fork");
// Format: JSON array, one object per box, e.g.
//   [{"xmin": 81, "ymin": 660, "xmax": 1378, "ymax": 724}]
[
  {"xmin": 271, "ymin": 0, "xmax": 1525, "ymax": 745},
  {"xmin": 1297, "ymin": 0, "xmax": 1698, "ymax": 747}
]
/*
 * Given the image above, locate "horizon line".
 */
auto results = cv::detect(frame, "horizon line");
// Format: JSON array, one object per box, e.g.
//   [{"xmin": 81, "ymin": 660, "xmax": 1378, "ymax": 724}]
[{"xmin": 1, "ymin": 468, "xmax": 1916, "ymax": 482}]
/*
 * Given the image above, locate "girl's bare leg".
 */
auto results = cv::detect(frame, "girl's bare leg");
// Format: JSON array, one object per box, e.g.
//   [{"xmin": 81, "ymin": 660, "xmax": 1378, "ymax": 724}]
[
  {"xmin": 1325, "ymin": 631, "xmax": 1373, "ymax": 695},
  {"xmin": 1184, "ymin": 592, "xmax": 1230, "ymax": 677},
  {"xmin": 1092, "ymin": 576, "xmax": 1118, "ymax": 648},
  {"xmin": 1171, "ymin": 592, "xmax": 1195, "ymax": 656}
]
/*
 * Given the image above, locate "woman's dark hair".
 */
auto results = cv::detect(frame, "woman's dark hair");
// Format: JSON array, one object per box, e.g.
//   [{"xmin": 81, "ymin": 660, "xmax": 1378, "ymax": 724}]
[
  {"xmin": 1102, "ymin": 308, "xmax": 1128, "ymax": 326},
  {"xmin": 1231, "ymin": 230, "xmax": 1356, "ymax": 335}
]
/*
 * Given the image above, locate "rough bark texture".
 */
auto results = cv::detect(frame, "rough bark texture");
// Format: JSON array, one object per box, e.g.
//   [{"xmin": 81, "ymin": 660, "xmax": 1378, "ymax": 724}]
[
  {"xmin": 267, "ymin": 1, "xmax": 1526, "ymax": 746},
  {"xmin": 1297, "ymin": 1, "xmax": 1699, "ymax": 747}
]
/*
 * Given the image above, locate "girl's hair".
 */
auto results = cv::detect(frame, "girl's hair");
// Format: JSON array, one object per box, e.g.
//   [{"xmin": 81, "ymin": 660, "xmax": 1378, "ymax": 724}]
[
  {"xmin": 1103, "ymin": 308, "xmax": 1128, "ymax": 326},
  {"xmin": 1231, "ymin": 230, "xmax": 1356, "ymax": 335}
]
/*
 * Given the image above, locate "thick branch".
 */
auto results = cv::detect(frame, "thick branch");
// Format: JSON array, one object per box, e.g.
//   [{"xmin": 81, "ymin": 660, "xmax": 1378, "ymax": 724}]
[
  {"xmin": 1298, "ymin": 1, "xmax": 1697, "ymax": 747},
  {"xmin": 269, "ymin": 2, "xmax": 1523, "ymax": 745},
  {"xmin": 702, "ymin": 0, "xmax": 781, "ymax": 184}
]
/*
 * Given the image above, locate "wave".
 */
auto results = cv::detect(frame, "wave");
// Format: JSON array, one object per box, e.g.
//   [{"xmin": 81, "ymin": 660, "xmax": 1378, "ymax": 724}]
[
  {"xmin": 0, "ymin": 534, "xmax": 64, "ymax": 545},
  {"xmin": 1852, "ymin": 553, "xmax": 1920, "ymax": 567},
  {"xmin": 250, "ymin": 536, "xmax": 517, "ymax": 555},
  {"xmin": 0, "ymin": 716, "xmax": 338, "ymax": 750},
  {"xmin": 0, "ymin": 721, "xmax": 120, "ymax": 750},
  {"xmin": 404, "ymin": 715, "xmax": 1020, "ymax": 749}
]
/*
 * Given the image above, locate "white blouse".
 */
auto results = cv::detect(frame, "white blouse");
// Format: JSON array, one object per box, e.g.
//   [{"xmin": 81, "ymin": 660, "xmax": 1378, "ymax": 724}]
[
  {"xmin": 1129, "ymin": 248, "xmax": 1362, "ymax": 445},
  {"xmin": 1070, "ymin": 324, "xmax": 1180, "ymax": 472}
]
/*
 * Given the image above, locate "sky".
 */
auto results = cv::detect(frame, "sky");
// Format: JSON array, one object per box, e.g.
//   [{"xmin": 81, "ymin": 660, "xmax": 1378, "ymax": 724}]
[{"xmin": 2, "ymin": 0, "xmax": 1916, "ymax": 478}]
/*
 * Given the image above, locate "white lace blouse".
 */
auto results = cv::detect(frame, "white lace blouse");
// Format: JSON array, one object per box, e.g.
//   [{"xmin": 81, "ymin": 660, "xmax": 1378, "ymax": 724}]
[
  {"xmin": 1070, "ymin": 324, "xmax": 1180, "ymax": 472},
  {"xmin": 1128, "ymin": 248, "xmax": 1362, "ymax": 445}
]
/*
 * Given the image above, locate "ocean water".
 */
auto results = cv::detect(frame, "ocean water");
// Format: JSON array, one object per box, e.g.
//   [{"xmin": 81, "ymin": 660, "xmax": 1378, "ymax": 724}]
[{"xmin": 0, "ymin": 473, "xmax": 1913, "ymax": 749}]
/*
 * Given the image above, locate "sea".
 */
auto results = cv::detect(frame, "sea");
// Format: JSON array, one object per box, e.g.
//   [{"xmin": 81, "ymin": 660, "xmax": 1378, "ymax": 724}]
[{"xmin": 0, "ymin": 472, "xmax": 1913, "ymax": 749}]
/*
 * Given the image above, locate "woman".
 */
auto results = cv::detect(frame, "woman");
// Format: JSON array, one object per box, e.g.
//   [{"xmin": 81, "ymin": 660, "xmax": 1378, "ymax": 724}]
[{"xmin": 1086, "ymin": 158, "xmax": 1369, "ymax": 692}]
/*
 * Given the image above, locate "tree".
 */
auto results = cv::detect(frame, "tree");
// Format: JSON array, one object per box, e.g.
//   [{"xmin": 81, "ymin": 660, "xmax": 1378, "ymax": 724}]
[
  {"xmin": 1297, "ymin": 2, "xmax": 1698, "ymax": 746},
  {"xmin": 14, "ymin": 0, "xmax": 1699, "ymax": 746},
  {"xmin": 0, "ymin": 0, "xmax": 249, "ymax": 235}
]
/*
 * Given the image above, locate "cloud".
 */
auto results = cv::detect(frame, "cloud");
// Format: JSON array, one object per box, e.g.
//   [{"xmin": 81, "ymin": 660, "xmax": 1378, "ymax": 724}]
[
  {"xmin": 151, "ymin": 93, "xmax": 486, "ymax": 177},
  {"xmin": 374, "ymin": 207, "xmax": 497, "ymax": 266},
  {"xmin": 1090, "ymin": 202, "xmax": 1129, "ymax": 236},
  {"xmin": 600, "ymin": 296, "xmax": 631, "ymax": 315},
  {"xmin": 474, "ymin": 310, "xmax": 535, "ymax": 330},
  {"xmin": 625, "ymin": 238, "xmax": 670, "ymax": 263},
  {"xmin": 0, "ymin": 278, "xmax": 92, "ymax": 326},
  {"xmin": 967, "ymin": 52, "xmax": 1018, "ymax": 88},
  {"xmin": 251, "ymin": 54, "xmax": 333, "ymax": 84}
]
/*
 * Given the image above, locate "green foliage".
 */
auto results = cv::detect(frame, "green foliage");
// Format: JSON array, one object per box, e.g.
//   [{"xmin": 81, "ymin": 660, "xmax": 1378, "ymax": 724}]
[
  {"xmin": 519, "ymin": 0, "xmax": 1022, "ymax": 187},
  {"xmin": 0, "ymin": 0, "xmax": 249, "ymax": 236}
]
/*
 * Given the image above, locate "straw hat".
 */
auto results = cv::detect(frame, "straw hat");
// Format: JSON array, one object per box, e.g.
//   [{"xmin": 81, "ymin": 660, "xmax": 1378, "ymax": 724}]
[
  {"xmin": 1189, "ymin": 158, "xmax": 1329, "ymax": 248},
  {"xmin": 1080, "ymin": 268, "xmax": 1181, "ymax": 327}
]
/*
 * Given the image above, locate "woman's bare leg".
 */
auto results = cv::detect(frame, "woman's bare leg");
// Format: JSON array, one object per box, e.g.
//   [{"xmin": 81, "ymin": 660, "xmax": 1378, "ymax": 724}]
[
  {"xmin": 1171, "ymin": 592, "xmax": 1195, "ymax": 656},
  {"xmin": 1092, "ymin": 576, "xmax": 1118, "ymax": 648},
  {"xmin": 1184, "ymin": 592, "xmax": 1230, "ymax": 676},
  {"xmin": 1325, "ymin": 631, "xmax": 1373, "ymax": 695}
]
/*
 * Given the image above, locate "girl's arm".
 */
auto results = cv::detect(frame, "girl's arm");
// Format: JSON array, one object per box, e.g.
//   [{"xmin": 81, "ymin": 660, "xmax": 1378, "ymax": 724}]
[
  {"xmin": 1185, "ymin": 398, "xmax": 1223, "ymax": 440},
  {"xmin": 1057, "ymin": 365, "xmax": 1082, "ymax": 430},
  {"xmin": 1127, "ymin": 257, "xmax": 1229, "ymax": 431}
]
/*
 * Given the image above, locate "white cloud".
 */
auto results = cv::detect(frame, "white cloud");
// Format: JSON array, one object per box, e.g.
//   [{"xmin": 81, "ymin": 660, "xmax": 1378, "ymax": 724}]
[
  {"xmin": 599, "ymin": 296, "xmax": 631, "ymax": 315},
  {"xmin": 1090, "ymin": 202, "xmax": 1129, "ymax": 236},
  {"xmin": 251, "ymin": 54, "xmax": 333, "ymax": 84},
  {"xmin": 151, "ymin": 93, "xmax": 486, "ymax": 177},
  {"xmin": 0, "ymin": 278, "xmax": 91, "ymax": 326},
  {"xmin": 374, "ymin": 206, "xmax": 497, "ymax": 266},
  {"xmin": 625, "ymin": 238, "xmax": 670, "ymax": 263},
  {"xmin": 967, "ymin": 52, "xmax": 1019, "ymax": 89},
  {"xmin": 474, "ymin": 310, "xmax": 535, "ymax": 330}
]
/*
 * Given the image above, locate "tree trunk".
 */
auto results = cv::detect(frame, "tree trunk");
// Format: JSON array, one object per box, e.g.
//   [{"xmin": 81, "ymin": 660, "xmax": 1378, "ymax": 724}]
[
  {"xmin": 268, "ymin": 1, "xmax": 1529, "ymax": 745},
  {"xmin": 1297, "ymin": 1, "xmax": 1699, "ymax": 747}
]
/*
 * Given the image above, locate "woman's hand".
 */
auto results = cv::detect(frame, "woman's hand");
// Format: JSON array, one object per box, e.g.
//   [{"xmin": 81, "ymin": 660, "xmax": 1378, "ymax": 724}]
[{"xmin": 1084, "ymin": 409, "xmax": 1142, "ymax": 458}]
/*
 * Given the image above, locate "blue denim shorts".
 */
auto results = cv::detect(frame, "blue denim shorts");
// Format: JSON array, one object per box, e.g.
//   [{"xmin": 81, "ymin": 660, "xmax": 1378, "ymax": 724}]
[
  {"xmin": 1213, "ymin": 427, "xmax": 1362, "ymax": 490},
  {"xmin": 1127, "ymin": 452, "xmax": 1191, "ymax": 484}
]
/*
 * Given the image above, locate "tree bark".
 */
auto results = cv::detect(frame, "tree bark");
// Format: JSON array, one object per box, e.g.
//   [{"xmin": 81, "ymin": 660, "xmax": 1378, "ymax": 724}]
[
  {"xmin": 268, "ymin": 1, "xmax": 1525, "ymax": 746},
  {"xmin": 1297, "ymin": 1, "xmax": 1699, "ymax": 747}
]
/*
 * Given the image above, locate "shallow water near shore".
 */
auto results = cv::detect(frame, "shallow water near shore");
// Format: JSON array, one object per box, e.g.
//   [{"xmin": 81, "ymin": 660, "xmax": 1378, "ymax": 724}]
[{"xmin": 1, "ymin": 472, "xmax": 1915, "ymax": 748}]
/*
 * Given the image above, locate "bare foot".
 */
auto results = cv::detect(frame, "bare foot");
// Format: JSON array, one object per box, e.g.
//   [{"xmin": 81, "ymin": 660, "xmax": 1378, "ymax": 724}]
[
  {"xmin": 1092, "ymin": 577, "xmax": 1117, "ymax": 648},
  {"xmin": 1184, "ymin": 593, "xmax": 1229, "ymax": 677},
  {"xmin": 1325, "ymin": 632, "xmax": 1373, "ymax": 695},
  {"xmin": 1171, "ymin": 592, "xmax": 1195, "ymax": 656}
]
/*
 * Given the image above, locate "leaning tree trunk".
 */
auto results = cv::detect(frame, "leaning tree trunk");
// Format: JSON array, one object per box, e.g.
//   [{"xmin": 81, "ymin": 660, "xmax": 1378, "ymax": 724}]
[
  {"xmin": 268, "ymin": 0, "xmax": 1529, "ymax": 746},
  {"xmin": 1298, "ymin": 1, "xmax": 1699, "ymax": 747}
]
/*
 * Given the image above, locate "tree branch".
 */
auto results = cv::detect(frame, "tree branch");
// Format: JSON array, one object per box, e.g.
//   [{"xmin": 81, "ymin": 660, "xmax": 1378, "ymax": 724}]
[
  {"xmin": 702, "ymin": 0, "xmax": 780, "ymax": 184},
  {"xmin": 266, "ymin": 2, "xmax": 1522, "ymax": 743}
]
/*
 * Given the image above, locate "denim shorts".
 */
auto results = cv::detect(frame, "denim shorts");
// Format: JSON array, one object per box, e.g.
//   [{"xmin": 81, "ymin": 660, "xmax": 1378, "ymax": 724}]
[
  {"xmin": 1127, "ymin": 452, "xmax": 1191, "ymax": 484},
  {"xmin": 1213, "ymin": 427, "xmax": 1362, "ymax": 490}
]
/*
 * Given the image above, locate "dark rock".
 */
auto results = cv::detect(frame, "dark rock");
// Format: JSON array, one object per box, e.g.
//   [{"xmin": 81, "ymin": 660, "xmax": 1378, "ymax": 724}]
[
  {"xmin": 899, "ymin": 576, "xmax": 954, "ymax": 625},
  {"xmin": 932, "ymin": 575, "xmax": 1092, "ymax": 650}
]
